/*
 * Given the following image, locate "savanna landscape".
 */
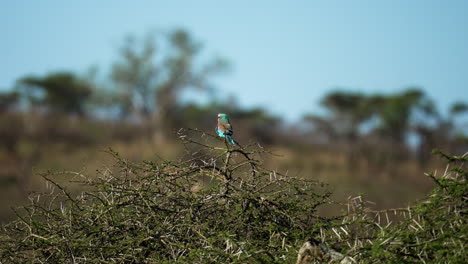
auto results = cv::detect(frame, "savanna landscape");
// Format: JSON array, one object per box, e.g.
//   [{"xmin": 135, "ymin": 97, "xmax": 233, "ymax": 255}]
[{"xmin": 1, "ymin": 2, "xmax": 467, "ymax": 263}]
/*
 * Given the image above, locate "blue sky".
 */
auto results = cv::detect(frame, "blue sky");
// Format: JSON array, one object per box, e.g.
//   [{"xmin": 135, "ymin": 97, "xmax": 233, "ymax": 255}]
[{"xmin": 1, "ymin": 0, "xmax": 467, "ymax": 121}]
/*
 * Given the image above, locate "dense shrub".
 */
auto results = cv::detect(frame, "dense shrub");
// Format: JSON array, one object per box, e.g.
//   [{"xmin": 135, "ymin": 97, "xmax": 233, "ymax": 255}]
[
  {"xmin": 310, "ymin": 149, "xmax": 467, "ymax": 263},
  {"xmin": 353, "ymin": 149, "xmax": 467, "ymax": 263},
  {"xmin": 0, "ymin": 129, "xmax": 466, "ymax": 263},
  {"xmin": 0, "ymin": 129, "xmax": 331, "ymax": 263}
]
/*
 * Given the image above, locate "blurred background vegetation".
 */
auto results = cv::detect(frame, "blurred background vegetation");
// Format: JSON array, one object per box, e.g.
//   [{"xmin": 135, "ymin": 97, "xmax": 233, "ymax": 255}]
[{"xmin": 1, "ymin": 27, "xmax": 467, "ymax": 223}]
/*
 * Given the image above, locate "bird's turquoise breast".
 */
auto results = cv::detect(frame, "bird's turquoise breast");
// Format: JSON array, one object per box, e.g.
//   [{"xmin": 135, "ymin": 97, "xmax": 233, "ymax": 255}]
[{"xmin": 216, "ymin": 128, "xmax": 225, "ymax": 137}]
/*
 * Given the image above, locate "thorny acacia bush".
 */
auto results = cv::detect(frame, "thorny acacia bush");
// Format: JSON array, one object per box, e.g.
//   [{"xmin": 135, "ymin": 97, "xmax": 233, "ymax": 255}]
[
  {"xmin": 351, "ymin": 149, "xmax": 467, "ymax": 263},
  {"xmin": 313, "ymin": 149, "xmax": 466, "ymax": 264},
  {"xmin": 0, "ymin": 129, "xmax": 332, "ymax": 263},
  {"xmin": 0, "ymin": 129, "xmax": 466, "ymax": 264}
]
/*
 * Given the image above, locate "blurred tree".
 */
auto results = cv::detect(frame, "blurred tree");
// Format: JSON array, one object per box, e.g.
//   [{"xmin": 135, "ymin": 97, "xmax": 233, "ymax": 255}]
[
  {"xmin": 304, "ymin": 88, "xmax": 453, "ymax": 166},
  {"xmin": 110, "ymin": 29, "xmax": 228, "ymax": 140},
  {"xmin": 413, "ymin": 99, "xmax": 445, "ymax": 165},
  {"xmin": 111, "ymin": 34, "xmax": 157, "ymax": 119},
  {"xmin": 16, "ymin": 72, "xmax": 92, "ymax": 116},
  {"xmin": 234, "ymin": 108, "xmax": 282, "ymax": 144},
  {"xmin": 0, "ymin": 90, "xmax": 21, "ymax": 153},
  {"xmin": 0, "ymin": 91, "xmax": 19, "ymax": 113},
  {"xmin": 0, "ymin": 90, "xmax": 30, "ymax": 196},
  {"xmin": 320, "ymin": 91, "xmax": 374, "ymax": 143},
  {"xmin": 367, "ymin": 88, "xmax": 444, "ymax": 164},
  {"xmin": 302, "ymin": 114, "xmax": 337, "ymax": 143},
  {"xmin": 448, "ymin": 101, "xmax": 468, "ymax": 153},
  {"xmin": 155, "ymin": 29, "xmax": 229, "ymax": 140},
  {"xmin": 370, "ymin": 88, "xmax": 429, "ymax": 145},
  {"xmin": 449, "ymin": 101, "xmax": 468, "ymax": 116},
  {"xmin": 318, "ymin": 91, "xmax": 377, "ymax": 166},
  {"xmin": 414, "ymin": 100, "xmax": 468, "ymax": 164}
]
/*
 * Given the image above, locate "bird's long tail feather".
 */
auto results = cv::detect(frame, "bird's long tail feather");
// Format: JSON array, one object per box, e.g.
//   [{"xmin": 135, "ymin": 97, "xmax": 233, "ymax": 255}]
[{"xmin": 226, "ymin": 135, "xmax": 236, "ymax": 145}]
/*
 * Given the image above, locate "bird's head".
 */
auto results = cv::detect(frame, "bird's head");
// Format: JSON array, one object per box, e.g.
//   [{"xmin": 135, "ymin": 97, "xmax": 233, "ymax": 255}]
[{"xmin": 217, "ymin": 113, "xmax": 228, "ymax": 121}]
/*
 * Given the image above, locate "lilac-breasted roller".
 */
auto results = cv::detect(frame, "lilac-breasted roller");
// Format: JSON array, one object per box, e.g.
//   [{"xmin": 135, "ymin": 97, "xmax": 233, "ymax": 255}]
[{"xmin": 216, "ymin": 113, "xmax": 236, "ymax": 145}]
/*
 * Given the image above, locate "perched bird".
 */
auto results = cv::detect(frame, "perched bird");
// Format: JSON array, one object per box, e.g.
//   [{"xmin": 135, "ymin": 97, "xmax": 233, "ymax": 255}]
[{"xmin": 216, "ymin": 113, "xmax": 236, "ymax": 145}]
